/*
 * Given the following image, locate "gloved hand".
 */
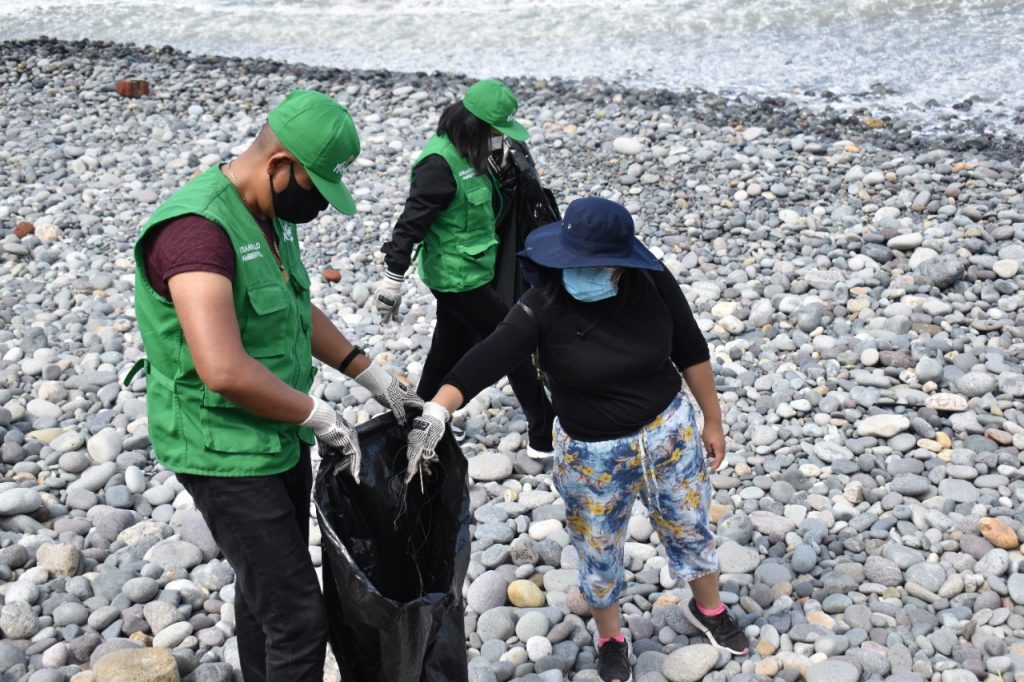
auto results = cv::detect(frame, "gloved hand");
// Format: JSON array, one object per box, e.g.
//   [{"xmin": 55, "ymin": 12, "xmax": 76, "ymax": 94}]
[
  {"xmin": 301, "ymin": 397, "xmax": 362, "ymax": 483},
  {"xmin": 405, "ymin": 401, "xmax": 450, "ymax": 492},
  {"xmin": 354, "ymin": 362, "xmax": 424, "ymax": 426},
  {"xmin": 373, "ymin": 270, "xmax": 404, "ymax": 324}
]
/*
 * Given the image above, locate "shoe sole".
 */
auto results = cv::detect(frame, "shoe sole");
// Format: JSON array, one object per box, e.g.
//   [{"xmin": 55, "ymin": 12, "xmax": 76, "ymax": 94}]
[{"xmin": 683, "ymin": 604, "xmax": 750, "ymax": 656}]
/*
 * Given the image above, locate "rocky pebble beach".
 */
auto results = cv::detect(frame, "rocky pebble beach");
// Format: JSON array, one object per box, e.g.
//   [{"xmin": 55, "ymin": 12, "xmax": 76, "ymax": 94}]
[{"xmin": 1, "ymin": 37, "xmax": 1024, "ymax": 682}]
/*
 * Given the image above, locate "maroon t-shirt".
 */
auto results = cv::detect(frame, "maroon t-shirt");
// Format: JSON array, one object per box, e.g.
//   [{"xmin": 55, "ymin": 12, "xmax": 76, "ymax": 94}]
[{"xmin": 142, "ymin": 214, "xmax": 276, "ymax": 299}]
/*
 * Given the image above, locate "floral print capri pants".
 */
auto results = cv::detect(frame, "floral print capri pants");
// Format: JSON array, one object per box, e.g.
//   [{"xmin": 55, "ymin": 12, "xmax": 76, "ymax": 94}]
[{"xmin": 552, "ymin": 392, "xmax": 719, "ymax": 609}]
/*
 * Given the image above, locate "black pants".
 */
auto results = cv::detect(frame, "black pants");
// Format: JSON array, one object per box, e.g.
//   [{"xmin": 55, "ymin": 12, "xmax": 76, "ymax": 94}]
[
  {"xmin": 418, "ymin": 283, "xmax": 554, "ymax": 450},
  {"xmin": 177, "ymin": 446, "xmax": 326, "ymax": 682}
]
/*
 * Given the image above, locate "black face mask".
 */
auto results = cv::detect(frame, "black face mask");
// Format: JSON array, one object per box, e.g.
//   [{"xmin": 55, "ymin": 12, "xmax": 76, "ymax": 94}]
[{"xmin": 270, "ymin": 162, "xmax": 328, "ymax": 224}]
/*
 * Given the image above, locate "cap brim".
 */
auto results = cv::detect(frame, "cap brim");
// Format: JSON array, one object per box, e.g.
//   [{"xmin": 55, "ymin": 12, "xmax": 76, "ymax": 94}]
[
  {"xmin": 493, "ymin": 119, "xmax": 529, "ymax": 142},
  {"xmin": 520, "ymin": 221, "xmax": 663, "ymax": 270},
  {"xmin": 309, "ymin": 171, "xmax": 356, "ymax": 215}
]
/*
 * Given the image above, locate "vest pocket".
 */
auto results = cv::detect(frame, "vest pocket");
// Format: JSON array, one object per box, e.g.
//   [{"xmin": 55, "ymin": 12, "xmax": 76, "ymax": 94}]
[
  {"xmin": 462, "ymin": 186, "xmax": 498, "ymax": 251},
  {"xmin": 200, "ymin": 389, "xmax": 282, "ymax": 455},
  {"xmin": 465, "ymin": 184, "xmax": 491, "ymax": 207},
  {"xmin": 144, "ymin": 363, "xmax": 181, "ymax": 456},
  {"xmin": 243, "ymin": 283, "xmax": 291, "ymax": 357},
  {"xmin": 289, "ymin": 267, "xmax": 312, "ymax": 335}
]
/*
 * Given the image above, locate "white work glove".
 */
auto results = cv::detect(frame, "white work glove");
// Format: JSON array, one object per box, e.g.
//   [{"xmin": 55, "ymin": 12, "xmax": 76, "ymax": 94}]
[
  {"xmin": 301, "ymin": 397, "xmax": 362, "ymax": 483},
  {"xmin": 354, "ymin": 362, "xmax": 424, "ymax": 426},
  {"xmin": 373, "ymin": 270, "xmax": 404, "ymax": 324},
  {"xmin": 405, "ymin": 401, "xmax": 450, "ymax": 492}
]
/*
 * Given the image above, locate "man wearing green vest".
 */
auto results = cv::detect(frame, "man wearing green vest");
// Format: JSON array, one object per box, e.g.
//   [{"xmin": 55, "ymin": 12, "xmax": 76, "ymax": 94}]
[
  {"xmin": 134, "ymin": 90, "xmax": 421, "ymax": 681},
  {"xmin": 373, "ymin": 79, "xmax": 555, "ymax": 469}
]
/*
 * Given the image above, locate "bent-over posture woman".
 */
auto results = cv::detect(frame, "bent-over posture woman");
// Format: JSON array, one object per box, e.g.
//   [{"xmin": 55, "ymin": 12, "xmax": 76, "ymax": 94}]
[{"xmin": 404, "ymin": 197, "xmax": 750, "ymax": 682}]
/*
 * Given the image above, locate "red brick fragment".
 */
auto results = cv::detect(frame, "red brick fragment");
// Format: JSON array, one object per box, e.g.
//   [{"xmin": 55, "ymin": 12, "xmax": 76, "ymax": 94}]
[
  {"xmin": 13, "ymin": 221, "xmax": 34, "ymax": 238},
  {"xmin": 116, "ymin": 79, "xmax": 150, "ymax": 98}
]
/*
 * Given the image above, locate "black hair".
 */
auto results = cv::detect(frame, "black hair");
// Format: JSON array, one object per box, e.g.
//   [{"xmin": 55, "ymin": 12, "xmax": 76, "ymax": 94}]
[
  {"xmin": 436, "ymin": 101, "xmax": 492, "ymax": 174},
  {"xmin": 539, "ymin": 269, "xmax": 565, "ymax": 303}
]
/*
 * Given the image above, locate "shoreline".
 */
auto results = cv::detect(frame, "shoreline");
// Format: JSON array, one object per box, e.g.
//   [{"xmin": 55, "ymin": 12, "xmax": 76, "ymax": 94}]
[
  {"xmin": 1, "ymin": 35, "xmax": 1023, "ymax": 682},
  {"xmin": 5, "ymin": 36, "xmax": 1024, "ymax": 164}
]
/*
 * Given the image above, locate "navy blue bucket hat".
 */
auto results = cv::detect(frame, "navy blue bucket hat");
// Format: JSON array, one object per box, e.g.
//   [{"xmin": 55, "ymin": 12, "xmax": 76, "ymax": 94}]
[{"xmin": 518, "ymin": 197, "xmax": 663, "ymax": 271}]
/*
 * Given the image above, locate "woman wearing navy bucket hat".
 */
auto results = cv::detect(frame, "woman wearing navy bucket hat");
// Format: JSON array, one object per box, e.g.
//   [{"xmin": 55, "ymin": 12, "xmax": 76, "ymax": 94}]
[
  {"xmin": 403, "ymin": 197, "xmax": 749, "ymax": 681},
  {"xmin": 372, "ymin": 79, "xmax": 555, "ymax": 457}
]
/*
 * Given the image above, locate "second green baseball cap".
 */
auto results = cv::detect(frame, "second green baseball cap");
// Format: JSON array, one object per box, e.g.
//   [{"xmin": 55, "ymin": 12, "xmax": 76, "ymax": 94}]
[
  {"xmin": 463, "ymin": 79, "xmax": 529, "ymax": 141},
  {"xmin": 268, "ymin": 89, "xmax": 361, "ymax": 215}
]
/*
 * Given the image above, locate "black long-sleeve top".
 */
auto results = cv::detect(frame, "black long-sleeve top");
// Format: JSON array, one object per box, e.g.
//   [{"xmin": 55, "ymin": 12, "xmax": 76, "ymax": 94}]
[
  {"xmin": 381, "ymin": 145, "xmax": 522, "ymax": 276},
  {"xmin": 444, "ymin": 267, "xmax": 710, "ymax": 441},
  {"xmin": 381, "ymin": 155, "xmax": 457, "ymax": 275}
]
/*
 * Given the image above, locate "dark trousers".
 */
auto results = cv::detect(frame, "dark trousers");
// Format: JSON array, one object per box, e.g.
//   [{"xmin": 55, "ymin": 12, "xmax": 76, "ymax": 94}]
[
  {"xmin": 176, "ymin": 446, "xmax": 326, "ymax": 682},
  {"xmin": 418, "ymin": 283, "xmax": 555, "ymax": 450}
]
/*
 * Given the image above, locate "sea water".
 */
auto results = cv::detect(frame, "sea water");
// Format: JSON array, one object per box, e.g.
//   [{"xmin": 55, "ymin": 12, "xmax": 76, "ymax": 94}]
[{"xmin": 2, "ymin": 0, "xmax": 1022, "ymax": 134}]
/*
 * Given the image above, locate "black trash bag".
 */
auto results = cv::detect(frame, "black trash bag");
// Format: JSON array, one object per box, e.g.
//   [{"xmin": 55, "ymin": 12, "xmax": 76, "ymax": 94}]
[
  {"xmin": 314, "ymin": 411, "xmax": 470, "ymax": 682},
  {"xmin": 492, "ymin": 139, "xmax": 562, "ymax": 309}
]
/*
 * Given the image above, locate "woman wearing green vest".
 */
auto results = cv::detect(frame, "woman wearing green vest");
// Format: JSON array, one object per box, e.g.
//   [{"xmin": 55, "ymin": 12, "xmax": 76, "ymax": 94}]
[{"xmin": 373, "ymin": 79, "xmax": 555, "ymax": 457}]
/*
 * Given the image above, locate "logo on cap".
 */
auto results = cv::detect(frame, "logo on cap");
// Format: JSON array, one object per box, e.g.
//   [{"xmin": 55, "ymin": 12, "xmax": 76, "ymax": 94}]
[{"xmin": 333, "ymin": 153, "xmax": 356, "ymax": 177}]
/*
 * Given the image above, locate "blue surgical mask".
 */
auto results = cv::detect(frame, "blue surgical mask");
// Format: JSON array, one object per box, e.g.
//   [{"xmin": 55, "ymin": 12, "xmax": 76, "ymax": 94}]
[{"xmin": 563, "ymin": 267, "xmax": 618, "ymax": 302}]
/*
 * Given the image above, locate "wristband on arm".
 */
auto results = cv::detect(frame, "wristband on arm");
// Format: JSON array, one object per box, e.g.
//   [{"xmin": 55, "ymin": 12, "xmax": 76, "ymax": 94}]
[{"xmin": 337, "ymin": 346, "xmax": 365, "ymax": 374}]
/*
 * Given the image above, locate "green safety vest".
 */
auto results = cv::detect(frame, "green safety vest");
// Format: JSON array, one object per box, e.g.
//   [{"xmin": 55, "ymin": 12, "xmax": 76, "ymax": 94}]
[
  {"xmin": 415, "ymin": 135, "xmax": 498, "ymax": 292},
  {"xmin": 133, "ymin": 167, "xmax": 314, "ymax": 477}
]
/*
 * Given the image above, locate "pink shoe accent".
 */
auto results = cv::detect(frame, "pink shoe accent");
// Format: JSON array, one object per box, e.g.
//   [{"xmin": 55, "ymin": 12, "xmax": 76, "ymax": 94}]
[
  {"xmin": 697, "ymin": 601, "xmax": 726, "ymax": 616},
  {"xmin": 597, "ymin": 633, "xmax": 625, "ymax": 646}
]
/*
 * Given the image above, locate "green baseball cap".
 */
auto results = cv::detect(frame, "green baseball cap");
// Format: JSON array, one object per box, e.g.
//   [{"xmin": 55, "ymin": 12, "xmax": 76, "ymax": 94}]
[
  {"xmin": 463, "ymin": 79, "xmax": 529, "ymax": 141},
  {"xmin": 268, "ymin": 89, "xmax": 360, "ymax": 215}
]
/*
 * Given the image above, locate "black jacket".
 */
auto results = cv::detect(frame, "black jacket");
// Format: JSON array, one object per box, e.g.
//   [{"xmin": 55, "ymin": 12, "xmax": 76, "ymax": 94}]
[{"xmin": 381, "ymin": 140, "xmax": 559, "ymax": 307}]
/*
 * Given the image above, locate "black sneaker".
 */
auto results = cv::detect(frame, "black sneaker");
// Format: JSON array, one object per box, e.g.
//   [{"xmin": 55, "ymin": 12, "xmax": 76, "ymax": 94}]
[
  {"xmin": 596, "ymin": 636, "xmax": 632, "ymax": 682},
  {"xmin": 685, "ymin": 599, "xmax": 749, "ymax": 655}
]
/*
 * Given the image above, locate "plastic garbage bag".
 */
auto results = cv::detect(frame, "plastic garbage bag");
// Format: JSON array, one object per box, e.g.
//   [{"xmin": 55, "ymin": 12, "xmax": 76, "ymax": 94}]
[
  {"xmin": 492, "ymin": 139, "xmax": 561, "ymax": 309},
  {"xmin": 314, "ymin": 411, "xmax": 470, "ymax": 682}
]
